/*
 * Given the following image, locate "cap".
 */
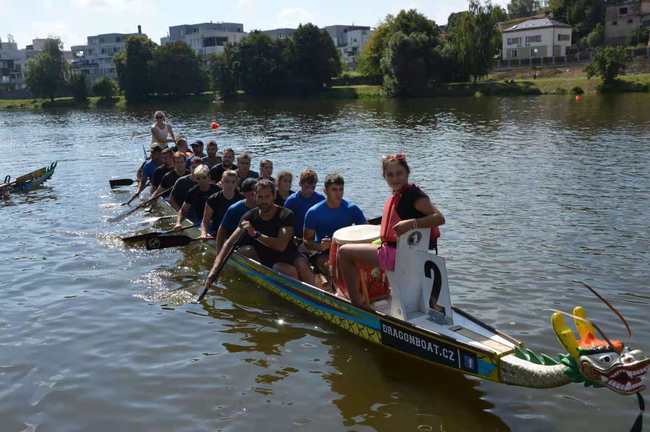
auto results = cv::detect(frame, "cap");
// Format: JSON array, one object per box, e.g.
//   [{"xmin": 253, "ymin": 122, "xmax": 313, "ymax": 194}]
[
  {"xmin": 240, "ymin": 178, "xmax": 258, "ymax": 193},
  {"xmin": 176, "ymin": 137, "xmax": 187, "ymax": 145},
  {"xmin": 150, "ymin": 143, "xmax": 165, "ymax": 152},
  {"xmin": 191, "ymin": 140, "xmax": 204, "ymax": 148}
]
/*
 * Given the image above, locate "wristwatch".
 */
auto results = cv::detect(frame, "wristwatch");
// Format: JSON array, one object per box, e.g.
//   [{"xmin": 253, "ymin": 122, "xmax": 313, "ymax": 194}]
[{"xmin": 252, "ymin": 231, "xmax": 262, "ymax": 239}]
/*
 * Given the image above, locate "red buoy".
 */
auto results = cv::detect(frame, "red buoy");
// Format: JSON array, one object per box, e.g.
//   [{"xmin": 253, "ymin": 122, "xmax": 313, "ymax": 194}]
[
  {"xmin": 211, "ymin": 121, "xmax": 220, "ymax": 129},
  {"xmin": 575, "ymin": 95, "xmax": 582, "ymax": 102}
]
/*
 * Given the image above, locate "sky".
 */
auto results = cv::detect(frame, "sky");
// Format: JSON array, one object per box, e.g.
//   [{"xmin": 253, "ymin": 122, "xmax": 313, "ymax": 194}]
[{"xmin": 0, "ymin": 0, "xmax": 509, "ymax": 49}]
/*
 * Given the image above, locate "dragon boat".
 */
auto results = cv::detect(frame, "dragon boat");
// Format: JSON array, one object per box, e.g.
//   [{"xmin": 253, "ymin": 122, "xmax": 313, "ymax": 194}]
[
  {"xmin": 141, "ymin": 198, "xmax": 648, "ymax": 396},
  {"xmin": 1, "ymin": 162, "xmax": 58, "ymax": 195}
]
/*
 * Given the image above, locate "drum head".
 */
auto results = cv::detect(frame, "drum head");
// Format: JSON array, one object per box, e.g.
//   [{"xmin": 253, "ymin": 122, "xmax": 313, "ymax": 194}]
[{"xmin": 333, "ymin": 224, "xmax": 380, "ymax": 244}]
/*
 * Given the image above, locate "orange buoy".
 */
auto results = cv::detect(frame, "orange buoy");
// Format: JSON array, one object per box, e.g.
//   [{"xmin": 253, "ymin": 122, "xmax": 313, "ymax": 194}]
[
  {"xmin": 211, "ymin": 121, "xmax": 220, "ymax": 129},
  {"xmin": 575, "ymin": 95, "xmax": 582, "ymax": 101}
]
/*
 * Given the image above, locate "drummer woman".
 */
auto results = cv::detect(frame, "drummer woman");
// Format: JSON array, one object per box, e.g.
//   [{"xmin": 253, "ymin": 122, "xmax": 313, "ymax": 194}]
[
  {"xmin": 337, "ymin": 154, "xmax": 445, "ymax": 308},
  {"xmin": 150, "ymin": 111, "xmax": 176, "ymax": 147}
]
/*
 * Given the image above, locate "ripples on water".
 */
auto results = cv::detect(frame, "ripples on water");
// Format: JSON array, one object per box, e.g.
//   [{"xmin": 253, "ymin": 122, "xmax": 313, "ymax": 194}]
[{"xmin": 0, "ymin": 95, "xmax": 649, "ymax": 431}]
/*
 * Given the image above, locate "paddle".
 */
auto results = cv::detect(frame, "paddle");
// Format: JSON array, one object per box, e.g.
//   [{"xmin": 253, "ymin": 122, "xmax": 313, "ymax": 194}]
[
  {"xmin": 197, "ymin": 230, "xmax": 244, "ymax": 302},
  {"xmin": 137, "ymin": 215, "xmax": 177, "ymax": 225},
  {"xmin": 107, "ymin": 186, "xmax": 171, "ymax": 223},
  {"xmin": 110, "ymin": 178, "xmax": 135, "ymax": 188},
  {"xmin": 122, "ymin": 224, "xmax": 194, "ymax": 244},
  {"xmin": 368, "ymin": 216, "xmax": 382, "ymax": 225},
  {"xmin": 145, "ymin": 234, "xmax": 201, "ymax": 250},
  {"xmin": 123, "ymin": 180, "xmax": 149, "ymax": 206}
]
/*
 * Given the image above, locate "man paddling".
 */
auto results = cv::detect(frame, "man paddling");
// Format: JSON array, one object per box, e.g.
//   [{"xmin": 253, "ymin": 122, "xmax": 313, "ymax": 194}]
[
  {"xmin": 303, "ymin": 174, "xmax": 366, "ymax": 277},
  {"xmin": 150, "ymin": 148, "xmax": 173, "ymax": 191},
  {"xmin": 174, "ymin": 165, "xmax": 220, "ymax": 228},
  {"xmin": 235, "ymin": 152, "xmax": 259, "ymax": 186},
  {"xmin": 128, "ymin": 143, "xmax": 163, "ymax": 203},
  {"xmin": 209, "ymin": 148, "xmax": 237, "ymax": 184},
  {"xmin": 284, "ymin": 169, "xmax": 324, "ymax": 238},
  {"xmin": 154, "ymin": 152, "xmax": 188, "ymax": 199},
  {"xmin": 259, "ymin": 159, "xmax": 274, "ymax": 182},
  {"xmin": 202, "ymin": 140, "xmax": 222, "ymax": 168},
  {"xmin": 190, "ymin": 140, "xmax": 206, "ymax": 159},
  {"xmin": 206, "ymin": 179, "xmax": 315, "ymax": 287},
  {"xmin": 200, "ymin": 170, "xmax": 242, "ymax": 239},
  {"xmin": 214, "ymin": 178, "xmax": 258, "ymax": 251},
  {"xmin": 169, "ymin": 157, "xmax": 202, "ymax": 210}
]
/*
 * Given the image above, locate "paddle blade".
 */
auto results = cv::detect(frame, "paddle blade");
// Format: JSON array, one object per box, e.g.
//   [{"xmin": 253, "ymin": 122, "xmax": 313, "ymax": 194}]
[
  {"xmin": 110, "ymin": 178, "xmax": 134, "ymax": 188},
  {"xmin": 368, "ymin": 216, "xmax": 382, "ymax": 225},
  {"xmin": 122, "ymin": 231, "xmax": 164, "ymax": 244},
  {"xmin": 145, "ymin": 235, "xmax": 195, "ymax": 250}
]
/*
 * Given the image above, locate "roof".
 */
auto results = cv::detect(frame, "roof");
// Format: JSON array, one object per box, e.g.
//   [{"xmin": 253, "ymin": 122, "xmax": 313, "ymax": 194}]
[{"xmin": 503, "ymin": 18, "xmax": 571, "ymax": 33}]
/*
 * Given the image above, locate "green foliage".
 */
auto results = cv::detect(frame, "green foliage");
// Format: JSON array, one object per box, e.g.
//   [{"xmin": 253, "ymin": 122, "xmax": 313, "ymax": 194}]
[
  {"xmin": 234, "ymin": 31, "xmax": 292, "ymax": 95},
  {"xmin": 292, "ymin": 23, "xmax": 342, "ymax": 93},
  {"xmin": 381, "ymin": 31, "xmax": 440, "ymax": 96},
  {"xmin": 25, "ymin": 39, "xmax": 67, "ymax": 102},
  {"xmin": 92, "ymin": 76, "xmax": 117, "ymax": 100},
  {"xmin": 68, "ymin": 73, "xmax": 89, "ymax": 102},
  {"xmin": 585, "ymin": 46, "xmax": 628, "ymax": 84},
  {"xmin": 207, "ymin": 48, "xmax": 239, "ymax": 99},
  {"xmin": 448, "ymin": 0, "xmax": 500, "ymax": 82},
  {"xmin": 585, "ymin": 23, "xmax": 605, "ymax": 48},
  {"xmin": 549, "ymin": 0, "xmax": 605, "ymax": 42},
  {"xmin": 507, "ymin": 0, "xmax": 539, "ymax": 18},
  {"xmin": 571, "ymin": 86, "xmax": 584, "ymax": 94},
  {"xmin": 628, "ymin": 27, "xmax": 649, "ymax": 46},
  {"xmin": 114, "ymin": 35, "xmax": 156, "ymax": 102},
  {"xmin": 152, "ymin": 42, "xmax": 207, "ymax": 97},
  {"xmin": 358, "ymin": 16, "xmax": 395, "ymax": 78}
]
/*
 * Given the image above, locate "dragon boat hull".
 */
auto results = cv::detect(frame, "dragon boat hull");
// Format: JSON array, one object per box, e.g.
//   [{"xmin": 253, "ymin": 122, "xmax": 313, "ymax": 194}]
[{"xmin": 2, "ymin": 162, "xmax": 57, "ymax": 193}]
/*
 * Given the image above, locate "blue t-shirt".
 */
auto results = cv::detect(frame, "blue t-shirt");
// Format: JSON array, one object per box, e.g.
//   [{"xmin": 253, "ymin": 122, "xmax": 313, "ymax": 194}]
[
  {"xmin": 220, "ymin": 199, "xmax": 254, "ymax": 234},
  {"xmin": 284, "ymin": 191, "xmax": 325, "ymax": 237},
  {"xmin": 142, "ymin": 159, "xmax": 160, "ymax": 182},
  {"xmin": 304, "ymin": 199, "xmax": 367, "ymax": 242}
]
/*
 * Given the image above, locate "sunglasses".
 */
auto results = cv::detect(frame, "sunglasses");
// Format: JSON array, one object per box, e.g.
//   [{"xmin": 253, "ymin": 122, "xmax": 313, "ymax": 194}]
[
  {"xmin": 155, "ymin": 116, "xmax": 164, "ymax": 119},
  {"xmin": 195, "ymin": 175, "xmax": 209, "ymax": 180}
]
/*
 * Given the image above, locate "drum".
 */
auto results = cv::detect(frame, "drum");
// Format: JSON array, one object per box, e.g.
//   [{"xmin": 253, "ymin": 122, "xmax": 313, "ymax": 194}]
[{"xmin": 330, "ymin": 224, "xmax": 390, "ymax": 303}]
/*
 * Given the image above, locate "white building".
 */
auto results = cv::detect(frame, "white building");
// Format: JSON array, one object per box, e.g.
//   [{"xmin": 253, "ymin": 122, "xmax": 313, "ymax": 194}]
[
  {"xmin": 502, "ymin": 18, "xmax": 572, "ymax": 60},
  {"xmin": 71, "ymin": 29, "xmax": 143, "ymax": 83},
  {"xmin": 162, "ymin": 22, "xmax": 246, "ymax": 56},
  {"xmin": 0, "ymin": 38, "xmax": 25, "ymax": 90},
  {"xmin": 323, "ymin": 25, "xmax": 372, "ymax": 68},
  {"xmin": 261, "ymin": 28, "xmax": 296, "ymax": 40}
]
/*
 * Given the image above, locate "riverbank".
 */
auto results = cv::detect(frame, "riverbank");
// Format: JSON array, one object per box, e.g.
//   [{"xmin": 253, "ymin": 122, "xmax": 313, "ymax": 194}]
[{"xmin": 3, "ymin": 73, "xmax": 650, "ymax": 110}]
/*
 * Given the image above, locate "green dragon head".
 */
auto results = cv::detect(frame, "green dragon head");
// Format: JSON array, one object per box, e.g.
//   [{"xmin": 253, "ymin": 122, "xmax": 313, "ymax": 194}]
[{"xmin": 552, "ymin": 306, "xmax": 649, "ymax": 395}]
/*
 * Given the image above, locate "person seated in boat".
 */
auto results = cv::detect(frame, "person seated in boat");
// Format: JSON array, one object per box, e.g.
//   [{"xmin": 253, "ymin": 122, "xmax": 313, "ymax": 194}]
[
  {"xmin": 235, "ymin": 152, "xmax": 259, "ymax": 186},
  {"xmin": 209, "ymin": 148, "xmax": 237, "ymax": 184},
  {"xmin": 129, "ymin": 143, "xmax": 163, "ymax": 202},
  {"xmin": 275, "ymin": 171, "xmax": 294, "ymax": 206},
  {"xmin": 207, "ymin": 179, "xmax": 315, "ymax": 285},
  {"xmin": 303, "ymin": 174, "xmax": 366, "ymax": 278},
  {"xmin": 202, "ymin": 140, "xmax": 222, "ymax": 169},
  {"xmin": 150, "ymin": 148, "xmax": 173, "ymax": 191},
  {"xmin": 284, "ymin": 169, "xmax": 325, "ymax": 238},
  {"xmin": 155, "ymin": 151, "xmax": 189, "ymax": 200},
  {"xmin": 169, "ymin": 156, "xmax": 202, "ymax": 210},
  {"xmin": 338, "ymin": 154, "xmax": 445, "ymax": 308},
  {"xmin": 200, "ymin": 170, "xmax": 243, "ymax": 239},
  {"xmin": 150, "ymin": 111, "xmax": 175, "ymax": 147},
  {"xmin": 172, "ymin": 137, "xmax": 193, "ymax": 162},
  {"xmin": 214, "ymin": 178, "xmax": 258, "ymax": 251},
  {"xmin": 174, "ymin": 164, "xmax": 220, "ymax": 228},
  {"xmin": 259, "ymin": 159, "xmax": 275, "ymax": 182},
  {"xmin": 190, "ymin": 140, "xmax": 206, "ymax": 159}
]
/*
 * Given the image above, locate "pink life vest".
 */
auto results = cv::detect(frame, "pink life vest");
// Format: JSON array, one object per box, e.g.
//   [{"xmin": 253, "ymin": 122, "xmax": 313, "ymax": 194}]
[{"xmin": 380, "ymin": 184, "xmax": 440, "ymax": 245}]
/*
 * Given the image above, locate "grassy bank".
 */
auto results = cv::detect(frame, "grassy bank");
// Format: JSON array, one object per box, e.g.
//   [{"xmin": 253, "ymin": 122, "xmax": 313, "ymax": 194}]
[{"xmin": 0, "ymin": 96, "xmax": 128, "ymax": 110}]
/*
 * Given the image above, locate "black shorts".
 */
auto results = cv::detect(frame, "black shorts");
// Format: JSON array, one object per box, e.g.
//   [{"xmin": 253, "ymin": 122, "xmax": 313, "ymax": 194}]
[{"xmin": 260, "ymin": 248, "xmax": 304, "ymax": 268}]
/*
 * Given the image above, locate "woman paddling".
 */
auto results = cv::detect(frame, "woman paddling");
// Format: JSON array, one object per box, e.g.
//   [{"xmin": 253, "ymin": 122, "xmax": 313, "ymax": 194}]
[
  {"xmin": 150, "ymin": 111, "xmax": 176, "ymax": 147},
  {"xmin": 337, "ymin": 154, "xmax": 445, "ymax": 308},
  {"xmin": 275, "ymin": 171, "xmax": 294, "ymax": 206}
]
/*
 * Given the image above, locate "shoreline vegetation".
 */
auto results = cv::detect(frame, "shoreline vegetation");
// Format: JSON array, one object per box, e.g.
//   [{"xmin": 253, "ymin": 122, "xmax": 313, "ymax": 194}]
[{"xmin": 4, "ymin": 72, "xmax": 650, "ymax": 110}]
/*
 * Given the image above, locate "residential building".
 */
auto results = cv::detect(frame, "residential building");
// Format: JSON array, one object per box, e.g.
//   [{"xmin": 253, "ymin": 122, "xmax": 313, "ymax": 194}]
[
  {"xmin": 0, "ymin": 38, "xmax": 25, "ymax": 90},
  {"xmin": 323, "ymin": 25, "xmax": 372, "ymax": 67},
  {"xmin": 161, "ymin": 22, "xmax": 246, "ymax": 56},
  {"xmin": 71, "ymin": 29, "xmax": 143, "ymax": 83},
  {"xmin": 604, "ymin": 0, "xmax": 650, "ymax": 44},
  {"xmin": 261, "ymin": 28, "xmax": 296, "ymax": 40},
  {"xmin": 501, "ymin": 18, "xmax": 572, "ymax": 60}
]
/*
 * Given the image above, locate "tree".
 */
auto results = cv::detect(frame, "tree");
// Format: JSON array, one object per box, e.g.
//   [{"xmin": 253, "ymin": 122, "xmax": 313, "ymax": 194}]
[
  {"xmin": 549, "ymin": 0, "xmax": 605, "ymax": 42},
  {"xmin": 292, "ymin": 24, "xmax": 341, "ymax": 93},
  {"xmin": 114, "ymin": 35, "xmax": 156, "ymax": 102},
  {"xmin": 448, "ymin": 0, "xmax": 500, "ymax": 82},
  {"xmin": 234, "ymin": 31, "xmax": 292, "ymax": 96},
  {"xmin": 585, "ymin": 46, "xmax": 628, "ymax": 84},
  {"xmin": 207, "ymin": 47, "xmax": 239, "ymax": 98},
  {"xmin": 92, "ymin": 76, "xmax": 118, "ymax": 100},
  {"xmin": 152, "ymin": 41, "xmax": 207, "ymax": 97},
  {"xmin": 24, "ymin": 39, "xmax": 67, "ymax": 101},
  {"xmin": 358, "ymin": 16, "xmax": 395, "ymax": 78},
  {"xmin": 586, "ymin": 23, "xmax": 605, "ymax": 48},
  {"xmin": 381, "ymin": 31, "xmax": 440, "ymax": 96},
  {"xmin": 68, "ymin": 73, "xmax": 89, "ymax": 102},
  {"xmin": 507, "ymin": 0, "xmax": 538, "ymax": 18}
]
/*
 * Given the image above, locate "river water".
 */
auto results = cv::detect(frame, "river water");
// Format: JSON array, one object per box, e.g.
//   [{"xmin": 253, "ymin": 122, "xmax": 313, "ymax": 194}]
[{"xmin": 1, "ymin": 94, "xmax": 649, "ymax": 431}]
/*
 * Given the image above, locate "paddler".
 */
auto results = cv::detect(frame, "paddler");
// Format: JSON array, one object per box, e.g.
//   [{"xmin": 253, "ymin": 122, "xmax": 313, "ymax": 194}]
[
  {"xmin": 150, "ymin": 148, "xmax": 173, "ymax": 191},
  {"xmin": 174, "ymin": 164, "xmax": 220, "ymax": 228},
  {"xmin": 169, "ymin": 156, "xmax": 202, "ymax": 210},
  {"xmin": 235, "ymin": 152, "xmax": 259, "ymax": 186},
  {"xmin": 128, "ymin": 143, "xmax": 163, "ymax": 203},
  {"xmin": 202, "ymin": 140, "xmax": 222, "ymax": 168},
  {"xmin": 214, "ymin": 178, "xmax": 257, "ymax": 250},
  {"xmin": 274, "ymin": 171, "xmax": 294, "ymax": 206},
  {"xmin": 200, "ymin": 170, "xmax": 243, "ymax": 239},
  {"xmin": 259, "ymin": 159, "xmax": 274, "ymax": 182},
  {"xmin": 209, "ymin": 148, "xmax": 237, "ymax": 184},
  {"xmin": 284, "ymin": 169, "xmax": 324, "ymax": 238},
  {"xmin": 150, "ymin": 111, "xmax": 175, "ymax": 146},
  {"xmin": 337, "ymin": 154, "xmax": 445, "ymax": 308},
  {"xmin": 190, "ymin": 140, "xmax": 206, "ymax": 159},
  {"xmin": 206, "ymin": 179, "xmax": 314, "ymax": 286},
  {"xmin": 303, "ymin": 174, "xmax": 366, "ymax": 277},
  {"xmin": 154, "ymin": 151, "xmax": 188, "ymax": 199}
]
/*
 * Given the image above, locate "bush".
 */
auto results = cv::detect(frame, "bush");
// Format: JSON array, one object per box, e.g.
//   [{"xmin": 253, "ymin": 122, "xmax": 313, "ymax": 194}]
[
  {"xmin": 92, "ymin": 77, "xmax": 117, "ymax": 100},
  {"xmin": 585, "ymin": 46, "xmax": 628, "ymax": 84},
  {"xmin": 571, "ymin": 86, "xmax": 584, "ymax": 95},
  {"xmin": 68, "ymin": 73, "xmax": 89, "ymax": 102}
]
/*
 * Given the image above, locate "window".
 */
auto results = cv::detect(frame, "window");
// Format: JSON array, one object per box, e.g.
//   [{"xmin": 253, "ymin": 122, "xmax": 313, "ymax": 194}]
[
  {"xmin": 558, "ymin": 34, "xmax": 570, "ymax": 41},
  {"xmin": 628, "ymin": 19, "xmax": 634, "ymax": 24},
  {"xmin": 612, "ymin": 21, "xmax": 618, "ymax": 25},
  {"xmin": 99, "ymin": 37, "xmax": 104, "ymax": 43},
  {"xmin": 620, "ymin": 7, "xmax": 628, "ymax": 14},
  {"xmin": 507, "ymin": 37, "xmax": 521, "ymax": 45},
  {"xmin": 116, "ymin": 37, "xmax": 121, "ymax": 42},
  {"xmin": 203, "ymin": 36, "xmax": 228, "ymax": 47},
  {"xmin": 525, "ymin": 35, "xmax": 542, "ymax": 43},
  {"xmin": 510, "ymin": 49, "xmax": 518, "ymax": 58}
]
